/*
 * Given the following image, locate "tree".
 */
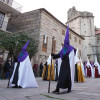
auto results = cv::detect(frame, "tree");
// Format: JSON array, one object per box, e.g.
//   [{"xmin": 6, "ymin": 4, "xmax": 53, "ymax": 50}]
[{"xmin": 0, "ymin": 31, "xmax": 38, "ymax": 58}]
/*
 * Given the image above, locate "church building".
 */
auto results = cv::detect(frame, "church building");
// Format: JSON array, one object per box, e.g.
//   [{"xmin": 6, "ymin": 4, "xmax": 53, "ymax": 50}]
[{"xmin": 66, "ymin": 6, "xmax": 100, "ymax": 62}]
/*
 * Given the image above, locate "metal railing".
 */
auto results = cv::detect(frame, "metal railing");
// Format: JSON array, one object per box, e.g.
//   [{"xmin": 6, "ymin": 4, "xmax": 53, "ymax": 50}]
[
  {"xmin": 11, "ymin": 0, "xmax": 22, "ymax": 12},
  {"xmin": 0, "ymin": 0, "xmax": 22, "ymax": 12}
]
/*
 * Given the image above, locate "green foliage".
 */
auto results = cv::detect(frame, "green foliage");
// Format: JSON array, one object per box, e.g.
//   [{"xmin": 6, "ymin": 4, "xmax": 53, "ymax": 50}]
[{"xmin": 0, "ymin": 31, "xmax": 38, "ymax": 57}]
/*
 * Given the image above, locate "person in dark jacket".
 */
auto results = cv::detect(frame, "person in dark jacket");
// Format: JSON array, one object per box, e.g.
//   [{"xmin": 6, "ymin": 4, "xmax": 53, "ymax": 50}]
[
  {"xmin": 39, "ymin": 62, "xmax": 43, "ymax": 77},
  {"xmin": 5, "ymin": 59, "xmax": 11, "ymax": 78}
]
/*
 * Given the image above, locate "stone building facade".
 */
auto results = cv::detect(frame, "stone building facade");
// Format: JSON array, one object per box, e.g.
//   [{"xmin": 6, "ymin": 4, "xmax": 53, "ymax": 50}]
[
  {"xmin": 0, "ymin": 0, "xmax": 22, "ymax": 78},
  {"xmin": 0, "ymin": 0, "xmax": 22, "ymax": 60},
  {"xmin": 66, "ymin": 6, "xmax": 99, "ymax": 62},
  {"xmin": 0, "ymin": 0, "xmax": 22, "ymax": 31},
  {"xmin": 7, "ymin": 8, "xmax": 84, "ymax": 65}
]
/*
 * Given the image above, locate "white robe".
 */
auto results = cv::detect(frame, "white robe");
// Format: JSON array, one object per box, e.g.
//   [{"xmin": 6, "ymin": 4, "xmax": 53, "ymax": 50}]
[
  {"xmin": 9, "ymin": 56, "xmax": 38, "ymax": 88},
  {"xmin": 58, "ymin": 58, "xmax": 62, "ymax": 76},
  {"xmin": 80, "ymin": 60, "xmax": 85, "ymax": 76},
  {"xmin": 94, "ymin": 62, "xmax": 100, "ymax": 75},
  {"xmin": 69, "ymin": 49, "xmax": 75, "ymax": 90},
  {"xmin": 86, "ymin": 62, "xmax": 94, "ymax": 78}
]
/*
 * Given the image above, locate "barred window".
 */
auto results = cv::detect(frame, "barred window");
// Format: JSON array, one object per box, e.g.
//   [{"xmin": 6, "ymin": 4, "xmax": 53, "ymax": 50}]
[
  {"xmin": 61, "ymin": 43, "xmax": 64, "ymax": 48},
  {"xmin": 74, "ymin": 37, "xmax": 77, "ymax": 42},
  {"xmin": 79, "ymin": 50, "xmax": 81, "ymax": 57},
  {"xmin": 52, "ymin": 38, "xmax": 56, "ymax": 54},
  {"xmin": 69, "ymin": 34, "xmax": 71, "ymax": 39},
  {"xmin": 42, "ymin": 35, "xmax": 48, "ymax": 52},
  {"xmin": 79, "ymin": 40, "xmax": 81, "ymax": 44},
  {"xmin": 0, "ymin": 11, "xmax": 5, "ymax": 28},
  {"xmin": 62, "ymin": 29, "xmax": 65, "ymax": 36},
  {"xmin": 1, "ymin": 0, "xmax": 9, "ymax": 4}
]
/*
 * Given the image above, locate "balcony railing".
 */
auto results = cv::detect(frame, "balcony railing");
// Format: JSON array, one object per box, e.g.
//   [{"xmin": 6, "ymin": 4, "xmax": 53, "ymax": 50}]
[
  {"xmin": 11, "ymin": 0, "xmax": 22, "ymax": 12},
  {"xmin": 0, "ymin": 0, "xmax": 22, "ymax": 12}
]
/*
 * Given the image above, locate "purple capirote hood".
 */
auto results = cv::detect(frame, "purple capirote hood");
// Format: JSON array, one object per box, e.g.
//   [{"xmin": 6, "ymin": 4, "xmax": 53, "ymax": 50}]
[
  {"xmin": 90, "ymin": 61, "xmax": 93, "ymax": 66},
  {"xmin": 59, "ymin": 25, "xmax": 75, "ymax": 59},
  {"xmin": 18, "ymin": 40, "xmax": 30, "ymax": 62}
]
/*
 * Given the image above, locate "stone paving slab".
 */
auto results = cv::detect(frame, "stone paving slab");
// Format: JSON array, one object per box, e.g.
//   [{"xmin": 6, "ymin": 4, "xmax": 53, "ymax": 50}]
[{"xmin": 0, "ymin": 77, "xmax": 100, "ymax": 100}]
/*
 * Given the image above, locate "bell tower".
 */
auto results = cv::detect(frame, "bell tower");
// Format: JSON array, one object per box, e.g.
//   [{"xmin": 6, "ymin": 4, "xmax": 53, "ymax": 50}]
[{"xmin": 66, "ymin": 6, "xmax": 98, "ymax": 61}]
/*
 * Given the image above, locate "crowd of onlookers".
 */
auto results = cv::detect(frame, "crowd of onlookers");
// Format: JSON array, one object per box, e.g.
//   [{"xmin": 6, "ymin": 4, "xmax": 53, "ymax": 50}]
[
  {"xmin": 0, "ymin": 54, "xmax": 44, "ymax": 79},
  {"xmin": 0, "ymin": 55, "xmax": 4, "ymax": 79},
  {"xmin": 0, "ymin": 55, "xmax": 13, "ymax": 79},
  {"xmin": 32, "ymin": 62, "xmax": 43, "ymax": 77},
  {"xmin": 1, "ymin": 53, "xmax": 100, "ymax": 80}
]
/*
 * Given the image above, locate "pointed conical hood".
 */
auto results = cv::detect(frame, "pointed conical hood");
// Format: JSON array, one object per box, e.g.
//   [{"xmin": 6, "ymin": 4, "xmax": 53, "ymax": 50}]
[
  {"xmin": 22, "ymin": 40, "xmax": 30, "ymax": 51},
  {"xmin": 64, "ymin": 25, "xmax": 69, "ymax": 46},
  {"xmin": 85, "ymin": 61, "xmax": 87, "ymax": 66},
  {"xmin": 95, "ymin": 55, "xmax": 97, "ymax": 63},
  {"xmin": 80, "ymin": 57, "xmax": 85, "ymax": 76},
  {"xmin": 86, "ymin": 57, "xmax": 91, "ymax": 67},
  {"xmin": 76, "ymin": 48, "xmax": 79, "ymax": 57},
  {"xmin": 90, "ymin": 61, "xmax": 93, "ymax": 67},
  {"xmin": 75, "ymin": 48, "xmax": 79, "ymax": 64},
  {"xmin": 94, "ymin": 55, "xmax": 99, "ymax": 67},
  {"xmin": 18, "ymin": 40, "xmax": 30, "ymax": 62},
  {"xmin": 59, "ymin": 25, "xmax": 74, "ymax": 59},
  {"xmin": 80, "ymin": 57, "xmax": 82, "ymax": 61},
  {"xmin": 87, "ymin": 57, "xmax": 89, "ymax": 63}
]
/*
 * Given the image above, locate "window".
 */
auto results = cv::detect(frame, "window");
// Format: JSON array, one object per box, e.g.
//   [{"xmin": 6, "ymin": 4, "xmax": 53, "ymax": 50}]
[
  {"xmin": 42, "ymin": 35, "xmax": 48, "ymax": 52},
  {"xmin": 74, "ymin": 37, "xmax": 77, "ymax": 42},
  {"xmin": 79, "ymin": 50, "xmax": 81, "ymax": 57},
  {"xmin": 2, "ymin": 0, "xmax": 9, "ymax": 4},
  {"xmin": 69, "ymin": 34, "xmax": 71, "ymax": 39},
  {"xmin": 51, "ymin": 38, "xmax": 56, "ymax": 54},
  {"xmin": 62, "ymin": 29, "xmax": 65, "ymax": 36},
  {"xmin": 0, "ymin": 11, "xmax": 5, "ymax": 28},
  {"xmin": 79, "ymin": 40, "xmax": 81, "ymax": 44},
  {"xmin": 61, "ymin": 43, "xmax": 64, "ymax": 48}
]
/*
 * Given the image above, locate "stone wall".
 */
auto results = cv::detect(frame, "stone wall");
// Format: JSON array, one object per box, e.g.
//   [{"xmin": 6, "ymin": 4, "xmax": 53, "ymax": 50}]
[
  {"xmin": 67, "ymin": 18, "xmax": 81, "ymax": 35},
  {"xmin": 7, "ymin": 10, "xmax": 40, "ymax": 35}
]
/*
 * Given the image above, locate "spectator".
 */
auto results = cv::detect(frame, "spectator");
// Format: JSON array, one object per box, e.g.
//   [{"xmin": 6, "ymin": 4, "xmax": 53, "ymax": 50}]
[
  {"xmin": 0, "ymin": 55, "xmax": 4, "ymax": 79},
  {"xmin": 39, "ymin": 62, "xmax": 43, "ymax": 77},
  {"xmin": 33, "ymin": 62, "xmax": 38, "ymax": 77},
  {"xmin": 5, "ymin": 58, "xmax": 11, "ymax": 78}
]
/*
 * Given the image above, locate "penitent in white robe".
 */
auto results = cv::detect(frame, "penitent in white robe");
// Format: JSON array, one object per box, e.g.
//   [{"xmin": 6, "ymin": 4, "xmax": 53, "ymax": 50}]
[{"xmin": 9, "ymin": 56, "xmax": 38, "ymax": 88}]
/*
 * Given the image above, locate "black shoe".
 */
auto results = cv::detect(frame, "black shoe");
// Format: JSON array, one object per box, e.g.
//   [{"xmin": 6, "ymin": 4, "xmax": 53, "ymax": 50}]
[
  {"xmin": 67, "ymin": 89, "xmax": 71, "ymax": 93},
  {"xmin": 12, "ymin": 85, "xmax": 18, "ymax": 88},
  {"xmin": 18, "ymin": 86, "xmax": 22, "ymax": 88},
  {"xmin": 52, "ymin": 88, "xmax": 59, "ymax": 94}
]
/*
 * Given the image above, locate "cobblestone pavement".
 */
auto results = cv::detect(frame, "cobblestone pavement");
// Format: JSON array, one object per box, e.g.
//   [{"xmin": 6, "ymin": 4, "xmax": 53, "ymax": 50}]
[{"xmin": 0, "ymin": 77, "xmax": 100, "ymax": 100}]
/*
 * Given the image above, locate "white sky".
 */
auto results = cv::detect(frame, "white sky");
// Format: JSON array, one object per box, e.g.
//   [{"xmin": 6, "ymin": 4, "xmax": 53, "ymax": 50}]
[{"xmin": 15, "ymin": 0, "xmax": 100, "ymax": 28}]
